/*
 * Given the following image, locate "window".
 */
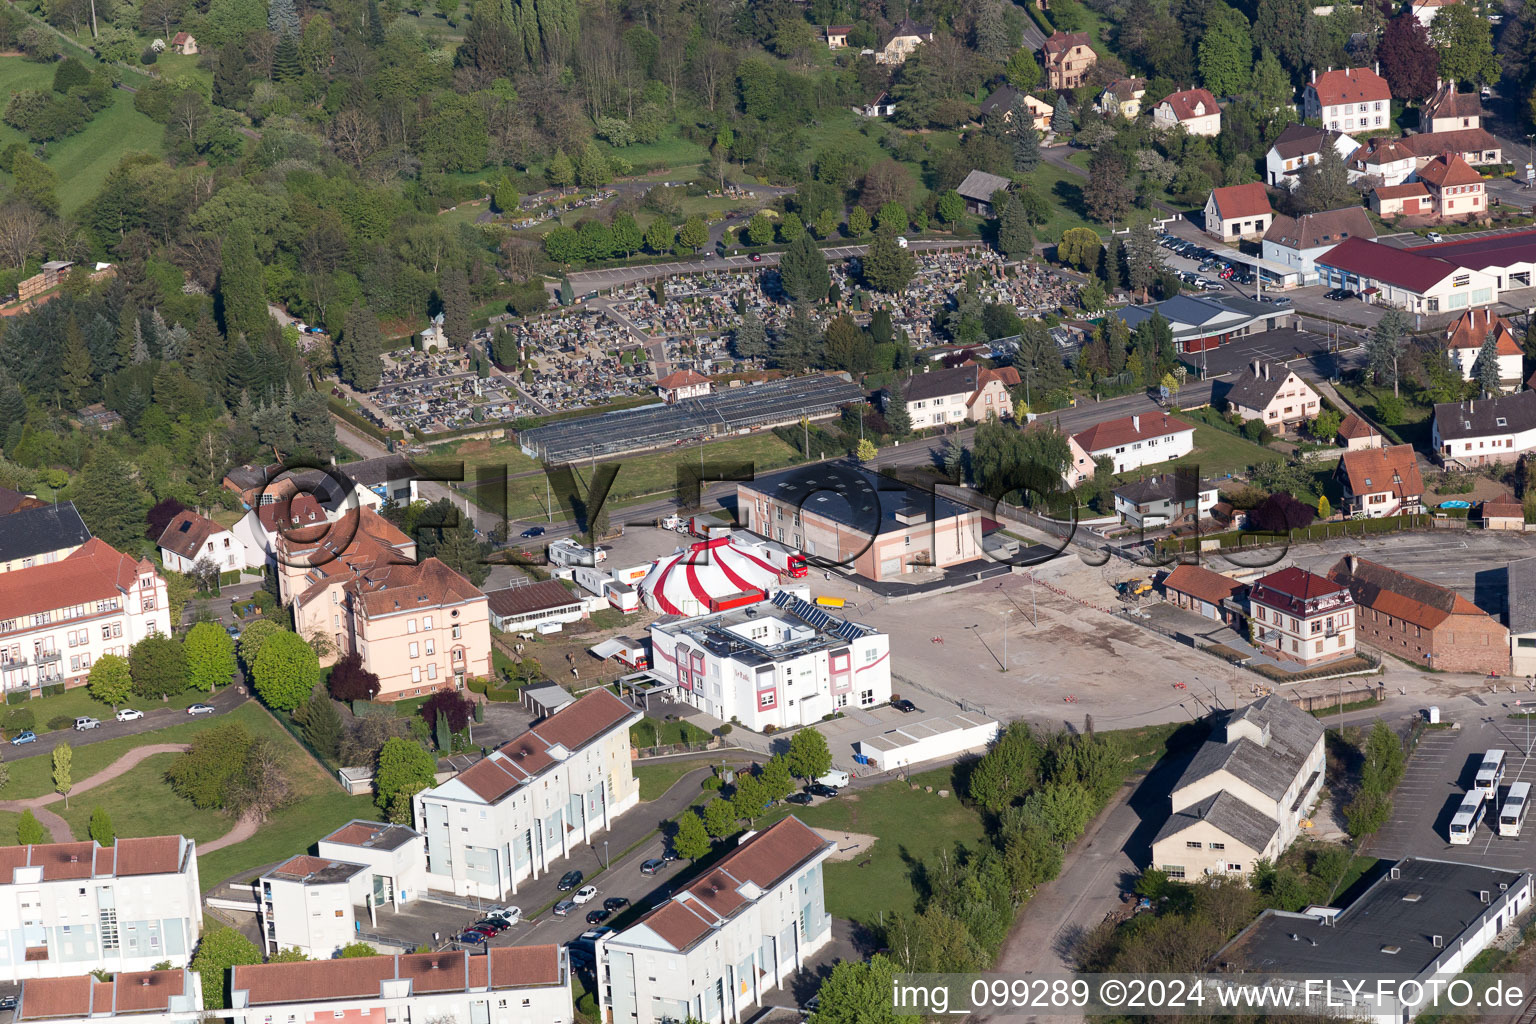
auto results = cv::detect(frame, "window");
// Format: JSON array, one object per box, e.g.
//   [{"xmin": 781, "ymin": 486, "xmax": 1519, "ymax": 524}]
[
  {"xmin": 425, "ymin": 639, "xmax": 435, "ymax": 655},
  {"xmin": 427, "ymin": 663, "xmax": 437, "ymax": 680},
  {"xmin": 1165, "ymin": 865, "xmax": 1186, "ymax": 879},
  {"xmin": 452, "ymin": 625, "xmax": 461, "ymax": 640},
  {"xmin": 409, "ymin": 642, "xmax": 419, "ymax": 658},
  {"xmin": 1186, "ymin": 841, "xmax": 1202, "ymax": 849},
  {"xmin": 424, "ymin": 616, "xmax": 432, "ymax": 629},
  {"xmin": 411, "ymin": 667, "xmax": 421, "ymax": 683},
  {"xmin": 860, "ymin": 688, "xmax": 875, "ymax": 706},
  {"xmin": 1210, "ymin": 843, "xmax": 1225, "ymax": 851},
  {"xmin": 407, "ymin": 618, "xmax": 417, "ymax": 634},
  {"xmin": 760, "ymin": 692, "xmax": 774, "ymax": 708}
]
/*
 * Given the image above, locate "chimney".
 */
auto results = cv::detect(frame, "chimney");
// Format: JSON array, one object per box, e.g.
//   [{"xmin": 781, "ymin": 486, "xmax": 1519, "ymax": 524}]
[
  {"xmin": 1132, "ymin": 414, "xmax": 1140, "ymax": 432},
  {"xmin": 1264, "ymin": 363, "xmax": 1271, "ymax": 380},
  {"xmin": 1348, "ymin": 554, "xmax": 1358, "ymax": 576},
  {"xmin": 140, "ymin": 979, "xmax": 150, "ymax": 988},
  {"xmin": 1374, "ymin": 61, "xmax": 1380, "ymax": 77},
  {"xmin": 1311, "ymin": 68, "xmax": 1317, "ymax": 84},
  {"xmin": 1252, "ymin": 358, "xmax": 1260, "ymax": 376}
]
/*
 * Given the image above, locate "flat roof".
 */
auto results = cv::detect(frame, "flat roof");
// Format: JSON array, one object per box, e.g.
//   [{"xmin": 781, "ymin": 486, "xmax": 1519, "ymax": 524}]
[
  {"xmin": 858, "ymin": 712, "xmax": 997, "ymax": 752},
  {"xmin": 741, "ymin": 463, "xmax": 973, "ymax": 536},
  {"xmin": 321, "ymin": 821, "xmax": 419, "ymax": 852},
  {"xmin": 1220, "ymin": 857, "xmax": 1527, "ymax": 977},
  {"xmin": 1416, "ymin": 228, "xmax": 1536, "ymax": 272}
]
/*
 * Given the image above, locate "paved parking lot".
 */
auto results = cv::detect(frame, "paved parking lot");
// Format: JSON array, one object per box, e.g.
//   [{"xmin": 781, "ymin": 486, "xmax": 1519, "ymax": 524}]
[{"xmin": 1371, "ymin": 712, "xmax": 1536, "ymax": 870}]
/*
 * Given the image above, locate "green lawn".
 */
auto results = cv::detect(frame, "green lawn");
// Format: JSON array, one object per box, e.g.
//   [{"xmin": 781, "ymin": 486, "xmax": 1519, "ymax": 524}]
[
  {"xmin": 0, "ymin": 809, "xmax": 51, "ymax": 844},
  {"xmin": 1138, "ymin": 421, "xmax": 1285, "ymax": 479},
  {"xmin": 1332, "ymin": 382, "xmax": 1434, "ymax": 448},
  {"xmin": 633, "ymin": 756, "xmax": 738, "ymax": 802},
  {"xmin": 596, "ymin": 131, "xmax": 709, "ymax": 174},
  {"xmin": 1025, "ymin": 161, "xmax": 1098, "ymax": 243},
  {"xmin": 630, "ymin": 718, "xmax": 713, "ymax": 748},
  {"xmin": 5, "ymin": 686, "xmax": 208, "ymax": 735},
  {"xmin": 199, "ymin": 787, "xmax": 378, "ymax": 890},
  {"xmin": 0, "ymin": 57, "xmax": 168, "ymax": 214},
  {"xmin": 56, "ymin": 753, "xmax": 231, "ymax": 847}
]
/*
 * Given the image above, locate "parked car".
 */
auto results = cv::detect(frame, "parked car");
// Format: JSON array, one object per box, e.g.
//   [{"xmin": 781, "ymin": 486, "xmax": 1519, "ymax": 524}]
[
  {"xmin": 455, "ymin": 931, "xmax": 487, "ymax": 944},
  {"xmin": 567, "ymin": 948, "xmax": 595, "ymax": 969},
  {"xmin": 489, "ymin": 906, "xmax": 522, "ymax": 925},
  {"xmin": 226, "ymin": 625, "xmax": 241, "ymax": 639},
  {"xmin": 0, "ymin": 995, "xmax": 17, "ymax": 1011},
  {"xmin": 750, "ymin": 253, "xmax": 762, "ymax": 262},
  {"xmin": 572, "ymin": 885, "xmax": 598, "ymax": 905},
  {"xmin": 10, "ymin": 730, "xmax": 36, "ymax": 745},
  {"xmin": 807, "ymin": 783, "xmax": 839, "ymax": 798},
  {"xmin": 1426, "ymin": 231, "xmax": 1444, "ymax": 243},
  {"xmin": 640, "ymin": 859, "xmax": 666, "ymax": 875},
  {"xmin": 585, "ymin": 909, "xmax": 611, "ymax": 925},
  {"xmin": 466, "ymin": 924, "xmax": 499, "ymax": 938},
  {"xmin": 115, "ymin": 708, "xmax": 144, "ymax": 722},
  {"xmin": 1271, "ymin": 295, "xmax": 1292, "ymax": 305},
  {"xmin": 471, "ymin": 920, "xmax": 505, "ymax": 934},
  {"xmin": 786, "ymin": 792, "xmax": 813, "ymax": 805},
  {"xmin": 893, "ymin": 699, "xmax": 919, "ymax": 713},
  {"xmin": 603, "ymin": 897, "xmax": 629, "ymax": 912},
  {"xmin": 187, "ymin": 704, "xmax": 216, "ymax": 715},
  {"xmin": 74, "ymin": 717, "xmax": 101, "ymax": 731},
  {"xmin": 553, "ymin": 900, "xmax": 577, "ymax": 916},
  {"xmin": 558, "ymin": 870, "xmax": 583, "ymax": 891},
  {"xmin": 520, "ymin": 526, "xmax": 546, "ymax": 538},
  {"xmin": 1199, "ymin": 280, "xmax": 1225, "ymax": 291}
]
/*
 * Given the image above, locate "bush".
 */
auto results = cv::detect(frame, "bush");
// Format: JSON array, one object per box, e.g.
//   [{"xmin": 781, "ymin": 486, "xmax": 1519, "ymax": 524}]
[
  {"xmin": 40, "ymin": 683, "xmax": 64, "ymax": 698},
  {"xmin": 251, "ymin": 590, "xmax": 276, "ymax": 613},
  {"xmin": 701, "ymin": 775, "xmax": 723, "ymax": 791},
  {"xmin": 5, "ymin": 690, "xmax": 26, "ymax": 705},
  {"xmin": 4, "ymin": 707, "xmax": 35, "ymax": 734},
  {"xmin": 46, "ymin": 715, "xmax": 73, "ymax": 731},
  {"xmin": 140, "ymin": 47, "xmax": 157, "ymax": 64}
]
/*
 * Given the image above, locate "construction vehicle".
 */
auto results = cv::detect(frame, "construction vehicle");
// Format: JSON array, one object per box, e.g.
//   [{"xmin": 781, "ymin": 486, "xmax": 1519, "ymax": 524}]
[{"xmin": 1114, "ymin": 579, "xmax": 1153, "ymax": 598}]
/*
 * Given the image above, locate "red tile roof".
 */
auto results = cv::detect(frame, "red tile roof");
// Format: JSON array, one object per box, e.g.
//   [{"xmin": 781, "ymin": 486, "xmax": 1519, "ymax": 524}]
[
  {"xmin": 1162, "ymin": 564, "xmax": 1245, "ymax": 607},
  {"xmin": 1316, "ymin": 236, "xmax": 1457, "ymax": 292},
  {"xmin": 1041, "ymin": 30, "xmax": 1092, "ymax": 59},
  {"xmin": 255, "ymin": 493, "xmax": 326, "ymax": 535},
  {"xmin": 1416, "ymin": 152, "xmax": 1482, "ymax": 188},
  {"xmin": 1250, "ymin": 567, "xmax": 1351, "ymax": 616},
  {"xmin": 232, "ymin": 948, "xmax": 561, "ymax": 1006},
  {"xmin": 1338, "ymin": 444, "xmax": 1424, "ymax": 501},
  {"xmin": 17, "ymin": 974, "xmax": 185, "ymax": 1021},
  {"xmin": 1158, "ymin": 88, "xmax": 1219, "ymax": 122},
  {"xmin": 156, "ymin": 509, "xmax": 226, "ymax": 561},
  {"xmin": 1309, "ymin": 67, "xmax": 1390, "ymax": 107},
  {"xmin": 1327, "ymin": 555, "xmax": 1489, "ymax": 630},
  {"xmin": 656, "ymin": 370, "xmax": 710, "ymax": 389},
  {"xmin": 1072, "ymin": 412, "xmax": 1194, "ymax": 454},
  {"xmin": 1373, "ymin": 182, "xmax": 1430, "ymax": 201},
  {"xmin": 348, "ymin": 557, "xmax": 484, "ymax": 619},
  {"xmin": 0, "ymin": 538, "xmax": 157, "ymax": 624},
  {"xmin": 0, "ymin": 837, "xmax": 185, "ymax": 883},
  {"xmin": 1338, "ymin": 412, "xmax": 1379, "ymax": 440},
  {"xmin": 1398, "ymin": 127, "xmax": 1500, "ymax": 159},
  {"xmin": 1446, "ymin": 309, "xmax": 1519, "ymax": 355},
  {"xmin": 1209, "ymin": 183, "xmax": 1272, "ymax": 220}
]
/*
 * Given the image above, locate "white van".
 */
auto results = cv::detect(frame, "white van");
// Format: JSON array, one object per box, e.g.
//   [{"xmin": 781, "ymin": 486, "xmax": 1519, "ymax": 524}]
[{"xmin": 816, "ymin": 770, "xmax": 850, "ymax": 788}]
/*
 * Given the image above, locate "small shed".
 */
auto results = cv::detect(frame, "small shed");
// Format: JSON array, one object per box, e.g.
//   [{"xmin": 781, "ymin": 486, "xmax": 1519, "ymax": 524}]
[
  {"xmin": 955, "ymin": 170, "xmax": 1014, "ymax": 217},
  {"xmin": 1480, "ymin": 495, "xmax": 1523, "ymax": 531},
  {"xmin": 337, "ymin": 766, "xmax": 374, "ymax": 796},
  {"xmin": 523, "ymin": 683, "xmax": 575, "ymax": 717},
  {"xmin": 856, "ymin": 712, "xmax": 1000, "ymax": 771}
]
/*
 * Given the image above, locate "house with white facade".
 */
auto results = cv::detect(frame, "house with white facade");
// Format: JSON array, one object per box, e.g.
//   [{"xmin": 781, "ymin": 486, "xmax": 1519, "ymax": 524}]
[
  {"xmin": 0, "ymin": 538, "xmax": 171, "ymax": 695},
  {"xmin": 1303, "ymin": 66, "xmax": 1391, "ymax": 134},
  {"xmin": 1265, "ymin": 124, "xmax": 1359, "ymax": 188},
  {"xmin": 1151, "ymin": 694, "xmax": 1325, "ymax": 881},
  {"xmin": 1247, "ymin": 567, "xmax": 1356, "ymax": 667},
  {"xmin": 15, "ymin": 969, "xmax": 202, "ymax": 1024},
  {"xmin": 1262, "ymin": 208, "xmax": 1375, "ymax": 285},
  {"xmin": 1204, "ymin": 183, "xmax": 1274, "ymax": 241},
  {"xmin": 0, "ymin": 837, "xmax": 202, "ymax": 982},
  {"xmin": 1112, "ymin": 474, "xmax": 1218, "ymax": 529},
  {"xmin": 655, "ymin": 370, "xmax": 712, "ymax": 404},
  {"xmin": 898, "ymin": 362, "xmax": 1019, "ymax": 428},
  {"xmin": 1422, "ymin": 80, "xmax": 1483, "ymax": 131},
  {"xmin": 1349, "ymin": 136, "xmax": 1420, "ymax": 187},
  {"xmin": 1151, "ymin": 88, "xmax": 1221, "ymax": 136},
  {"xmin": 874, "ymin": 16, "xmax": 931, "ymax": 64},
  {"xmin": 156, "ymin": 509, "xmax": 254, "ymax": 574},
  {"xmin": 1445, "ymin": 309, "xmax": 1523, "ymax": 386},
  {"xmin": 1336, "ymin": 444, "xmax": 1425, "ymax": 518},
  {"xmin": 337, "ymin": 455, "xmax": 423, "ymax": 507},
  {"xmin": 597, "ymin": 817, "xmax": 834, "ymax": 1024},
  {"xmin": 1432, "ymin": 391, "xmax": 1536, "ymax": 468},
  {"xmin": 1219, "ymin": 361, "xmax": 1322, "ymax": 435},
  {"xmin": 649, "ymin": 592, "xmax": 891, "ymax": 732},
  {"xmin": 1070, "ymin": 412, "xmax": 1195, "ymax": 475},
  {"xmin": 413, "ymin": 689, "xmax": 641, "ymax": 900},
  {"xmin": 229, "ymin": 948, "xmax": 571, "ymax": 1024}
]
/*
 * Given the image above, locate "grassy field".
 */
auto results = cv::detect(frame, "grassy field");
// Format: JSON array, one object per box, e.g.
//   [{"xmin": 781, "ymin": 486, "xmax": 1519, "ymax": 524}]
[
  {"xmin": 1333, "ymin": 382, "xmax": 1433, "ymax": 448},
  {"xmin": 596, "ymin": 132, "xmax": 709, "ymax": 174},
  {"xmin": 0, "ymin": 57, "xmax": 168, "ymax": 214},
  {"xmin": 0, "ymin": 809, "xmax": 50, "ymax": 844},
  {"xmin": 4, "ymin": 686, "xmax": 208, "ymax": 735},
  {"xmin": 633, "ymin": 756, "xmax": 752, "ymax": 802},
  {"xmin": 56, "ymin": 752, "xmax": 231, "ymax": 846},
  {"xmin": 1139, "ymin": 421, "xmax": 1285, "ymax": 480},
  {"xmin": 1025, "ymin": 161, "xmax": 1097, "ymax": 243}
]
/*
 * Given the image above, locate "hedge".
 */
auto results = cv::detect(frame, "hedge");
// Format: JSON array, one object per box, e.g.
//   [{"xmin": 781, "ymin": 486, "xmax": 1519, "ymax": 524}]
[{"xmin": 467, "ymin": 677, "xmax": 523, "ymax": 702}]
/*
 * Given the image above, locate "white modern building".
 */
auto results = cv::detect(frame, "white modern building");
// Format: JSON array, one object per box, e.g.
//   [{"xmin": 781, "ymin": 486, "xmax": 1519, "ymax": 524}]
[
  {"xmin": 257, "ymin": 822, "xmax": 427, "ymax": 959},
  {"xmin": 0, "ymin": 539, "xmax": 171, "ymax": 695},
  {"xmin": 229, "ymin": 947, "xmax": 571, "ymax": 1024},
  {"xmin": 856, "ymin": 712, "xmax": 999, "ymax": 770},
  {"xmin": 15, "ymin": 969, "xmax": 203, "ymax": 1024},
  {"xmin": 1070, "ymin": 412, "xmax": 1196, "ymax": 476},
  {"xmin": 1315, "ymin": 237, "xmax": 1500, "ymax": 315},
  {"xmin": 414, "ymin": 689, "xmax": 641, "ymax": 900},
  {"xmin": 598, "ymin": 817, "xmax": 834, "ymax": 1024},
  {"xmin": 0, "ymin": 837, "xmax": 202, "ymax": 982},
  {"xmin": 648, "ymin": 592, "xmax": 891, "ymax": 732},
  {"xmin": 1261, "ymin": 208, "xmax": 1375, "ymax": 285}
]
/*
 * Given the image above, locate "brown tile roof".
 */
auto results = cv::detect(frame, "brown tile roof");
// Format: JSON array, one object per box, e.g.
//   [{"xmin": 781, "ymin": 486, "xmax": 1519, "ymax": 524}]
[
  {"xmin": 1250, "ymin": 567, "xmax": 1351, "ymax": 616},
  {"xmin": 485, "ymin": 580, "xmax": 584, "ymax": 618},
  {"xmin": 17, "ymin": 978, "xmax": 92, "ymax": 1020},
  {"xmin": 1104, "ymin": 77, "xmax": 1145, "ymax": 101},
  {"xmin": 232, "ymin": 948, "xmax": 561, "ymax": 1006},
  {"xmin": 1350, "ymin": 136, "xmax": 1416, "ymax": 170},
  {"xmin": 18, "ymin": 974, "xmax": 185, "ymax": 1022},
  {"xmin": 255, "ymin": 493, "xmax": 326, "ymax": 535},
  {"xmin": 1263, "ymin": 208, "xmax": 1375, "ymax": 250},
  {"xmin": 1423, "ymin": 82, "xmax": 1482, "ymax": 122},
  {"xmin": 1209, "ymin": 183, "xmax": 1272, "ymax": 220},
  {"xmin": 1162, "ymin": 564, "xmax": 1245, "ymax": 607},
  {"xmin": 442, "ymin": 689, "xmax": 637, "ymax": 804},
  {"xmin": 656, "ymin": 370, "xmax": 710, "ymax": 389},
  {"xmin": 1338, "ymin": 412, "xmax": 1379, "ymax": 440},
  {"xmin": 0, "ymin": 485, "xmax": 46, "ymax": 516},
  {"xmin": 1072, "ymin": 412, "xmax": 1194, "ymax": 454},
  {"xmin": 156, "ymin": 509, "xmax": 225, "ymax": 561},
  {"xmin": 1482, "ymin": 495, "xmax": 1522, "ymax": 520},
  {"xmin": 1416, "ymin": 152, "xmax": 1482, "ymax": 188},
  {"xmin": 1271, "ymin": 124, "xmax": 1345, "ymax": 161},
  {"xmin": 321, "ymin": 821, "xmax": 418, "ymax": 851},
  {"xmin": 1327, "ymin": 555, "xmax": 1492, "ymax": 631},
  {"xmin": 111, "ymin": 835, "xmax": 186, "ymax": 876},
  {"xmin": 348, "ymin": 557, "xmax": 484, "ymax": 620},
  {"xmin": 0, "ymin": 837, "xmax": 186, "ymax": 883},
  {"xmin": 1398, "ymin": 127, "xmax": 1500, "ymax": 159},
  {"xmin": 0, "ymin": 538, "xmax": 156, "ymax": 625},
  {"xmin": 623, "ymin": 817, "xmax": 831, "ymax": 953},
  {"xmin": 1338, "ymin": 444, "xmax": 1424, "ymax": 501},
  {"xmin": 1374, "ymin": 182, "xmax": 1431, "ymax": 201},
  {"xmin": 1041, "ymin": 30, "xmax": 1092, "ymax": 59},
  {"xmin": 1309, "ymin": 67, "xmax": 1390, "ymax": 107},
  {"xmin": 1446, "ymin": 309, "xmax": 1520, "ymax": 355},
  {"xmin": 1158, "ymin": 88, "xmax": 1219, "ymax": 122}
]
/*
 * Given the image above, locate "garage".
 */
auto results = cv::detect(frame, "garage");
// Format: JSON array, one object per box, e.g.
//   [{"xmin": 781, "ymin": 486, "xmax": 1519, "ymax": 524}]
[{"xmin": 856, "ymin": 712, "xmax": 1001, "ymax": 770}]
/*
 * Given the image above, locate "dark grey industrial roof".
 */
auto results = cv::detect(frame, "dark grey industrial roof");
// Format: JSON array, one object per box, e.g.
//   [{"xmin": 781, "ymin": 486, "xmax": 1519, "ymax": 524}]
[
  {"xmin": 0, "ymin": 502, "xmax": 91, "ymax": 564},
  {"xmin": 1153, "ymin": 791, "xmax": 1280, "ymax": 853},
  {"xmin": 1173, "ymin": 694, "xmax": 1322, "ymax": 801},
  {"xmin": 518, "ymin": 375, "xmax": 863, "ymax": 462},
  {"xmin": 741, "ymin": 463, "xmax": 973, "ymax": 536},
  {"xmin": 1508, "ymin": 557, "xmax": 1536, "ymax": 635},
  {"xmin": 1433, "ymin": 390, "xmax": 1536, "ymax": 442},
  {"xmin": 1220, "ymin": 858, "xmax": 1528, "ymax": 977}
]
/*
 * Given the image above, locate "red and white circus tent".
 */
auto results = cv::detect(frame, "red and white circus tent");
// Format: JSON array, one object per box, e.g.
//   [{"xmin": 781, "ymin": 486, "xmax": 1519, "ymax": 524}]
[{"xmin": 639, "ymin": 535, "xmax": 782, "ymax": 616}]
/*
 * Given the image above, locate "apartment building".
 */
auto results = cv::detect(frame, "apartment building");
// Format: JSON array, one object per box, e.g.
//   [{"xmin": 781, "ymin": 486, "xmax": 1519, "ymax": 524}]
[
  {"xmin": 1415, "ymin": 152, "xmax": 1486, "ymax": 221},
  {"xmin": 598, "ymin": 817, "xmax": 834, "ymax": 1024},
  {"xmin": 1303, "ymin": 66, "xmax": 1391, "ymax": 133},
  {"xmin": 0, "ymin": 837, "xmax": 202, "ymax": 982},
  {"xmin": 650, "ymin": 592, "xmax": 891, "ymax": 732},
  {"xmin": 0, "ymin": 502, "xmax": 91, "ymax": 574},
  {"xmin": 228, "ymin": 948, "xmax": 570, "ymax": 1024},
  {"xmin": 1431, "ymin": 391, "xmax": 1536, "ymax": 468},
  {"xmin": 15, "ymin": 969, "xmax": 202, "ymax": 1024},
  {"xmin": 897, "ymin": 363, "xmax": 1019, "ymax": 428},
  {"xmin": 1328, "ymin": 555, "xmax": 1508, "ymax": 674},
  {"xmin": 1247, "ymin": 567, "xmax": 1356, "ymax": 667},
  {"xmin": 1152, "ymin": 695, "xmax": 1326, "ymax": 881},
  {"xmin": 279, "ymin": 507, "xmax": 491, "ymax": 701},
  {"xmin": 414, "ymin": 690, "xmax": 641, "ymax": 900},
  {"xmin": 0, "ymin": 538, "xmax": 170, "ymax": 695}
]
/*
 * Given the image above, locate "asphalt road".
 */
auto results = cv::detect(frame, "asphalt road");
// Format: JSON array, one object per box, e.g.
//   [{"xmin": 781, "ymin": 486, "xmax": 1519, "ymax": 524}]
[{"xmin": 0, "ymin": 684, "xmax": 249, "ymax": 761}]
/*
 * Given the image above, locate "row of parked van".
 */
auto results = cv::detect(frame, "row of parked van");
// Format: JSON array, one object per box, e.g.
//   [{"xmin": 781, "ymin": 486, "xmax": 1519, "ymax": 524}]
[{"xmin": 1449, "ymin": 749, "xmax": 1528, "ymax": 843}]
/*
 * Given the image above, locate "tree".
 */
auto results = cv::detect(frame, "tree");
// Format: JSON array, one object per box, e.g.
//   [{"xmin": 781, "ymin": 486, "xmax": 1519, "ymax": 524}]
[
  {"xmin": 936, "ymin": 190, "xmax": 965, "ymax": 225},
  {"xmin": 1057, "ymin": 227, "xmax": 1101, "ymax": 272},
  {"xmin": 88, "ymin": 806, "xmax": 114, "ymax": 845},
  {"xmin": 745, "ymin": 212, "xmax": 774, "ymax": 247},
  {"xmin": 643, "ymin": 218, "xmax": 673, "ymax": 254},
  {"xmin": 1248, "ymin": 491, "xmax": 1316, "ymax": 531},
  {"xmin": 1007, "ymin": 98, "xmax": 1040, "ymax": 172},
  {"xmin": 862, "ymin": 229, "xmax": 916, "ymax": 293},
  {"xmin": 421, "ymin": 689, "xmax": 476, "ymax": 734},
  {"xmin": 772, "ymin": 303, "xmax": 822, "ymax": 372},
  {"xmin": 808, "ymin": 955, "xmax": 899, "ymax": 1024},
  {"xmin": 761, "ymin": 755, "xmax": 795, "ymax": 802},
  {"xmin": 184, "ymin": 621, "xmax": 237, "ymax": 693},
  {"xmin": 439, "ymin": 266, "xmax": 472, "ymax": 349},
  {"xmin": 53, "ymin": 743, "xmax": 72, "ymax": 808},
  {"xmin": 1051, "ymin": 94, "xmax": 1071, "ymax": 134},
  {"xmin": 339, "ymin": 942, "xmax": 378, "ymax": 958},
  {"xmin": 129, "ymin": 633, "xmax": 189, "ymax": 699},
  {"xmin": 251, "ymin": 630, "xmax": 321, "ymax": 712},
  {"xmin": 1432, "ymin": 3, "xmax": 1498, "ymax": 85},
  {"xmin": 374, "ymin": 737, "xmax": 436, "ymax": 817},
  {"xmin": 967, "ymin": 721, "xmax": 1043, "ymax": 812},
  {"xmin": 1378, "ymin": 14, "xmax": 1440, "ymax": 101},
  {"xmin": 1198, "ymin": 3, "xmax": 1254, "ymax": 98},
  {"xmin": 1476, "ymin": 329, "xmax": 1503, "ymax": 395},
  {"xmin": 1294, "ymin": 144, "xmax": 1358, "ymax": 214},
  {"xmin": 191, "ymin": 927, "xmax": 262, "ymax": 1010},
  {"xmin": 88, "ymin": 653, "xmax": 133, "ymax": 708},
  {"xmin": 1084, "ymin": 155, "xmax": 1133, "ymax": 225},
  {"xmin": 17, "ymin": 808, "xmax": 46, "ymax": 845},
  {"xmin": 847, "ymin": 206, "xmax": 870, "ymax": 237},
  {"xmin": 732, "ymin": 310, "xmax": 769, "ymax": 360},
  {"xmin": 299, "ymin": 689, "xmax": 342, "ymax": 759},
  {"xmin": 884, "ymin": 388, "xmax": 912, "ymax": 436},
  {"xmin": 545, "ymin": 151, "xmax": 575, "ymax": 191},
  {"xmin": 1317, "ymin": 494, "xmax": 1332, "ymax": 520},
  {"xmin": 778, "ymin": 231, "xmax": 830, "ymax": 304},
  {"xmin": 856, "ymin": 438, "xmax": 877, "ymax": 462},
  {"xmin": 74, "ymin": 452, "xmax": 149, "ymax": 551},
  {"xmin": 217, "ymin": 220, "xmax": 268, "ymax": 341},
  {"xmin": 731, "ymin": 772, "xmax": 770, "ymax": 823},
  {"xmin": 813, "ymin": 208, "xmax": 840, "ymax": 238},
  {"xmin": 701, "ymin": 795, "xmax": 736, "ymax": 838},
  {"xmin": 996, "ymin": 196, "xmax": 1033, "ymax": 259},
  {"xmin": 1005, "ymin": 48, "xmax": 1041, "ymax": 91},
  {"xmin": 786, "ymin": 727, "xmax": 832, "ymax": 782},
  {"xmin": 1367, "ymin": 308, "xmax": 1409, "ymax": 396},
  {"xmin": 237, "ymin": 619, "xmax": 284, "ymax": 669},
  {"xmin": 672, "ymin": 808, "xmax": 712, "ymax": 859},
  {"xmin": 823, "ymin": 315, "xmax": 872, "ymax": 372}
]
